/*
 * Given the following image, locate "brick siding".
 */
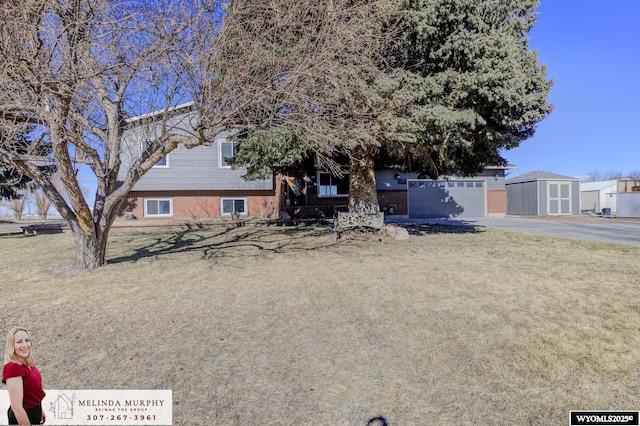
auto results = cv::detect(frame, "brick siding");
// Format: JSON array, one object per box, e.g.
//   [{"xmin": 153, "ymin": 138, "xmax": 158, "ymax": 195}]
[
  {"xmin": 376, "ymin": 190, "xmax": 408, "ymax": 215},
  {"xmin": 120, "ymin": 190, "xmax": 278, "ymax": 220},
  {"xmin": 487, "ymin": 189, "xmax": 506, "ymax": 214}
]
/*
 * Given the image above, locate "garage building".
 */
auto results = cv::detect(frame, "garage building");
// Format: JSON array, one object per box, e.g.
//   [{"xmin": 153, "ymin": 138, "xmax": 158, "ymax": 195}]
[
  {"xmin": 580, "ymin": 180, "xmax": 617, "ymax": 214},
  {"xmin": 393, "ymin": 167, "xmax": 510, "ymax": 218}
]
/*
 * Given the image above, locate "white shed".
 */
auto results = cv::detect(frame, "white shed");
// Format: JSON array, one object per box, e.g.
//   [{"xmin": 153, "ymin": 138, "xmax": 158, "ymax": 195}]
[{"xmin": 580, "ymin": 180, "xmax": 617, "ymax": 214}]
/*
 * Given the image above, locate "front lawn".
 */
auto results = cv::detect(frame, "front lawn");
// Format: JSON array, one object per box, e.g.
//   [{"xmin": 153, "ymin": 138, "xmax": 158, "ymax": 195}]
[{"xmin": 1, "ymin": 225, "xmax": 638, "ymax": 425}]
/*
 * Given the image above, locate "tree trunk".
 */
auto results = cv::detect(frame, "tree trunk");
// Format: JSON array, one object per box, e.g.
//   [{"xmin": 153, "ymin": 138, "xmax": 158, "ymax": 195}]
[
  {"xmin": 348, "ymin": 145, "xmax": 380, "ymax": 213},
  {"xmin": 67, "ymin": 207, "xmax": 114, "ymax": 269},
  {"xmin": 72, "ymin": 229, "xmax": 107, "ymax": 269}
]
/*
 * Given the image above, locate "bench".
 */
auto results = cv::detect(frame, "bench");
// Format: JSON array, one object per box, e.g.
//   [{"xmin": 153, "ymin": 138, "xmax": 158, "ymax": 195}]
[
  {"xmin": 21, "ymin": 222, "xmax": 67, "ymax": 235},
  {"xmin": 334, "ymin": 211, "xmax": 385, "ymax": 241}
]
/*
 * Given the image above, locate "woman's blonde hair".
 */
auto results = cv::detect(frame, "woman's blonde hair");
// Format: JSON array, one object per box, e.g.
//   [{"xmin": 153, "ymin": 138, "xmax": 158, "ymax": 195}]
[{"xmin": 4, "ymin": 327, "xmax": 35, "ymax": 367}]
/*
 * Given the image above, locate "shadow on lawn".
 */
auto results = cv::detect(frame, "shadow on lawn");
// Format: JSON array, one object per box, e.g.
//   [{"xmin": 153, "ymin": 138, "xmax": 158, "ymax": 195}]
[
  {"xmin": 403, "ymin": 223, "xmax": 485, "ymax": 236},
  {"xmin": 107, "ymin": 225, "xmax": 334, "ymax": 265},
  {"xmin": 107, "ymin": 221, "xmax": 487, "ymax": 265}
]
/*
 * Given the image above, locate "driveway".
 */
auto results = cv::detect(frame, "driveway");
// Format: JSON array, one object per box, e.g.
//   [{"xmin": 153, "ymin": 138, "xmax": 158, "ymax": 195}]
[{"xmin": 389, "ymin": 215, "xmax": 640, "ymax": 247}]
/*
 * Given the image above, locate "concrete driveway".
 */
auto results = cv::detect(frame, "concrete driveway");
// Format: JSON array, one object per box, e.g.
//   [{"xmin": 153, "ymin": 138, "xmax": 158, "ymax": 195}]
[{"xmin": 389, "ymin": 215, "xmax": 640, "ymax": 247}]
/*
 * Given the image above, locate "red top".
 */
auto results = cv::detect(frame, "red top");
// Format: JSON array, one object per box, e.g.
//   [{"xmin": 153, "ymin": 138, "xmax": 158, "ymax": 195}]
[{"xmin": 2, "ymin": 362, "xmax": 46, "ymax": 409}]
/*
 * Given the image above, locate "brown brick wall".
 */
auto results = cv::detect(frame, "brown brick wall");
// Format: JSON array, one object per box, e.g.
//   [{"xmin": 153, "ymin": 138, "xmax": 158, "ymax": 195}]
[
  {"xmin": 120, "ymin": 190, "xmax": 278, "ymax": 220},
  {"xmin": 488, "ymin": 189, "xmax": 506, "ymax": 215},
  {"xmin": 377, "ymin": 190, "xmax": 408, "ymax": 215}
]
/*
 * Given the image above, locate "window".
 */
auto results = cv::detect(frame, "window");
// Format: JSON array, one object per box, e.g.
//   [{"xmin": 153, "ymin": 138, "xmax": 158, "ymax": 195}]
[
  {"xmin": 141, "ymin": 141, "xmax": 169, "ymax": 168},
  {"xmin": 219, "ymin": 140, "xmax": 234, "ymax": 168},
  {"xmin": 318, "ymin": 172, "xmax": 349, "ymax": 197},
  {"xmin": 221, "ymin": 198, "xmax": 246, "ymax": 215},
  {"xmin": 145, "ymin": 198, "xmax": 172, "ymax": 217}
]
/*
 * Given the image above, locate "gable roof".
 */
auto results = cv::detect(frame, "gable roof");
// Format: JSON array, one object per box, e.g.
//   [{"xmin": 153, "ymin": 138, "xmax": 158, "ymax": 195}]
[{"xmin": 506, "ymin": 170, "xmax": 579, "ymax": 184}]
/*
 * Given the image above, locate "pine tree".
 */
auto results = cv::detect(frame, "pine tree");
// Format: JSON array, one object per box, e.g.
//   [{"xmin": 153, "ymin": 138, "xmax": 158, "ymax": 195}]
[
  {"xmin": 0, "ymin": 131, "xmax": 40, "ymax": 200},
  {"xmin": 212, "ymin": 0, "xmax": 395, "ymax": 213},
  {"xmin": 381, "ymin": 0, "xmax": 553, "ymax": 178},
  {"xmin": 228, "ymin": 0, "xmax": 552, "ymax": 213}
]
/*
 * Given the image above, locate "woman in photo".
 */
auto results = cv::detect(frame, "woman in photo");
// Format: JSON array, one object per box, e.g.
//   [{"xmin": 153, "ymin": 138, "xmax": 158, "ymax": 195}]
[{"xmin": 2, "ymin": 327, "xmax": 46, "ymax": 425}]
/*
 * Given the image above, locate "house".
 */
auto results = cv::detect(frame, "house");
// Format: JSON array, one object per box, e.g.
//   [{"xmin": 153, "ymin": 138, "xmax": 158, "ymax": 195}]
[
  {"xmin": 118, "ymin": 104, "xmax": 512, "ymax": 220},
  {"xmin": 505, "ymin": 170, "xmax": 580, "ymax": 216},
  {"xmin": 580, "ymin": 180, "xmax": 617, "ymax": 214},
  {"xmin": 117, "ymin": 106, "xmax": 279, "ymax": 220},
  {"xmin": 281, "ymin": 166, "xmax": 513, "ymax": 219}
]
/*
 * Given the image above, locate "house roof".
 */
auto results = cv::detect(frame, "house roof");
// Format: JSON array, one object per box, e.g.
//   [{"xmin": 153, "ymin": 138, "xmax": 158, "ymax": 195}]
[
  {"xmin": 506, "ymin": 170, "xmax": 579, "ymax": 184},
  {"xmin": 125, "ymin": 101, "xmax": 194, "ymax": 124},
  {"xmin": 580, "ymin": 180, "xmax": 618, "ymax": 192}
]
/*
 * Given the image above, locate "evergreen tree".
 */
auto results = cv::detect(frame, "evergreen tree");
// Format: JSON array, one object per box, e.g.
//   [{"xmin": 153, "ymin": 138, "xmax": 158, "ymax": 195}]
[
  {"xmin": 0, "ymin": 165, "xmax": 32, "ymax": 200},
  {"xmin": 0, "ymin": 131, "xmax": 41, "ymax": 200},
  {"xmin": 381, "ymin": 0, "xmax": 553, "ymax": 178},
  {"xmin": 228, "ymin": 0, "xmax": 553, "ymax": 213},
  {"xmin": 213, "ymin": 0, "xmax": 395, "ymax": 212}
]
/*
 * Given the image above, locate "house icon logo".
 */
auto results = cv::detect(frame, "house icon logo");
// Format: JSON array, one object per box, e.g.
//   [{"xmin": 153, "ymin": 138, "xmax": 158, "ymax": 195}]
[{"xmin": 53, "ymin": 393, "xmax": 74, "ymax": 420}]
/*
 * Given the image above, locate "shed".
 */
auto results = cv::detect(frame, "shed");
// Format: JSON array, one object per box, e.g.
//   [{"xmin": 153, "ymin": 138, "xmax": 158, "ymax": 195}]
[
  {"xmin": 616, "ymin": 179, "xmax": 640, "ymax": 218},
  {"xmin": 580, "ymin": 180, "xmax": 617, "ymax": 214},
  {"xmin": 506, "ymin": 170, "xmax": 580, "ymax": 216}
]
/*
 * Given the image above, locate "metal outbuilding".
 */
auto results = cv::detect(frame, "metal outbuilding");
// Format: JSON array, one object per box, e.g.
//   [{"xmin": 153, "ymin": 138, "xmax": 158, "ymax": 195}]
[
  {"xmin": 506, "ymin": 170, "xmax": 580, "ymax": 216},
  {"xmin": 580, "ymin": 180, "xmax": 617, "ymax": 214}
]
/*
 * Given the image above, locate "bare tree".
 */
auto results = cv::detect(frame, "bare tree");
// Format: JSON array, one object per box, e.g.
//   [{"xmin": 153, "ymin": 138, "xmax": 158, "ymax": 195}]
[
  {"xmin": 581, "ymin": 170, "xmax": 602, "ymax": 183},
  {"xmin": 0, "ymin": 0, "xmax": 217, "ymax": 268},
  {"xmin": 7, "ymin": 187, "xmax": 36, "ymax": 220},
  {"xmin": 581, "ymin": 169, "xmax": 638, "ymax": 182},
  {"xmin": 9, "ymin": 193, "xmax": 27, "ymax": 220},
  {"xmin": 34, "ymin": 190, "xmax": 51, "ymax": 220},
  {"xmin": 1, "ymin": 0, "xmax": 396, "ymax": 268}
]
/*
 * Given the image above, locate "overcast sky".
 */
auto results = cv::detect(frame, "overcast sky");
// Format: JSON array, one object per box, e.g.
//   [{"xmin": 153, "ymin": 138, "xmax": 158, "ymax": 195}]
[{"xmin": 503, "ymin": 0, "xmax": 640, "ymax": 179}]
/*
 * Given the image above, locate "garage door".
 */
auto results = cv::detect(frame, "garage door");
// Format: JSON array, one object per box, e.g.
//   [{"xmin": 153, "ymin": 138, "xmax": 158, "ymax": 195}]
[{"xmin": 408, "ymin": 180, "xmax": 486, "ymax": 218}]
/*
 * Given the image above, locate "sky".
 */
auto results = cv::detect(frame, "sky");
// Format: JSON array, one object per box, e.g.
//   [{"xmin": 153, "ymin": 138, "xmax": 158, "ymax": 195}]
[{"xmin": 504, "ymin": 0, "xmax": 640, "ymax": 179}]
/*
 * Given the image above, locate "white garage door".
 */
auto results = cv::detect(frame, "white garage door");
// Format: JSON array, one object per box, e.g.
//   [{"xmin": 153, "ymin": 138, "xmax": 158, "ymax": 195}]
[{"xmin": 408, "ymin": 180, "xmax": 486, "ymax": 218}]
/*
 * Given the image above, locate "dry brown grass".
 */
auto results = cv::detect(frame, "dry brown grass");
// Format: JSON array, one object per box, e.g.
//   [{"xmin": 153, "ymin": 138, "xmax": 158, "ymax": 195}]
[{"xmin": 1, "ymin": 224, "xmax": 640, "ymax": 425}]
